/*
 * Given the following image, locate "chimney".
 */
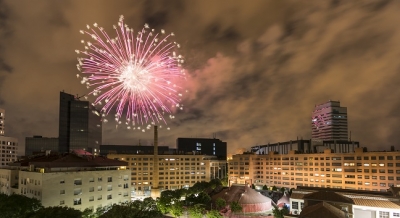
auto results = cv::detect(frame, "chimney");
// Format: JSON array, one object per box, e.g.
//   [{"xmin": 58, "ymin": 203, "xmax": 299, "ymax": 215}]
[
  {"xmin": 154, "ymin": 126, "xmax": 158, "ymax": 154},
  {"xmin": 152, "ymin": 126, "xmax": 159, "ymax": 190}
]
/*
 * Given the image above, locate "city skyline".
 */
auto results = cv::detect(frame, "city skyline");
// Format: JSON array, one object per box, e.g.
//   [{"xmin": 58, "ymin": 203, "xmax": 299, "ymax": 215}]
[{"xmin": 1, "ymin": 1, "xmax": 400, "ymax": 154}]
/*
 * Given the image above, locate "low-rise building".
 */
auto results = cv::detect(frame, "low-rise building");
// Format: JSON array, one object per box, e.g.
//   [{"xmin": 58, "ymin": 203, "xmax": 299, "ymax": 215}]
[
  {"xmin": 0, "ymin": 151, "xmax": 130, "ymax": 211},
  {"xmin": 290, "ymin": 186, "xmax": 400, "ymax": 218},
  {"xmin": 107, "ymin": 153, "xmax": 227, "ymax": 197},
  {"xmin": 229, "ymin": 147, "xmax": 400, "ymax": 191}
]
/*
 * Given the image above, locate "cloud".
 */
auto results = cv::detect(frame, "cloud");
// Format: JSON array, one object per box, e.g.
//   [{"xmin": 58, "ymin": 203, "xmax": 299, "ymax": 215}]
[{"xmin": 1, "ymin": 0, "xmax": 400, "ymax": 155}]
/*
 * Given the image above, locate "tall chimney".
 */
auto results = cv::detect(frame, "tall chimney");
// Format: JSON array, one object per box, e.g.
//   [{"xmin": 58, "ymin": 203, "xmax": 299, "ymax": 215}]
[
  {"xmin": 154, "ymin": 126, "xmax": 158, "ymax": 153},
  {"xmin": 151, "ymin": 126, "xmax": 160, "ymax": 198}
]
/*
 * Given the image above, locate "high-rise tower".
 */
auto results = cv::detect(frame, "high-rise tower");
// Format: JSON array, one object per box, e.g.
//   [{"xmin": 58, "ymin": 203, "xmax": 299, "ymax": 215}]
[
  {"xmin": 58, "ymin": 92, "xmax": 102, "ymax": 154},
  {"xmin": 311, "ymin": 101, "xmax": 348, "ymax": 141},
  {"xmin": 0, "ymin": 108, "xmax": 19, "ymax": 166}
]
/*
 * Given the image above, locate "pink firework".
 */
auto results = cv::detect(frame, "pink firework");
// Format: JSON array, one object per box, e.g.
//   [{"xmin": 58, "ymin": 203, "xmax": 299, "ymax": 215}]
[{"xmin": 76, "ymin": 15, "xmax": 185, "ymax": 131}]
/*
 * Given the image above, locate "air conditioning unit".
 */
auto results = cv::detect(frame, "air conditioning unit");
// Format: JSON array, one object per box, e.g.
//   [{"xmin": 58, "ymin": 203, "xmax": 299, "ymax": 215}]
[{"xmin": 293, "ymin": 210, "xmax": 298, "ymax": 215}]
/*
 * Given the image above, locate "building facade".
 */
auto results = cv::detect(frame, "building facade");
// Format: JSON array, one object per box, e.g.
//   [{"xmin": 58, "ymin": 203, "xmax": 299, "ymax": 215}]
[
  {"xmin": 58, "ymin": 92, "xmax": 102, "ymax": 154},
  {"xmin": 0, "ymin": 108, "xmax": 19, "ymax": 166},
  {"xmin": 0, "ymin": 151, "xmax": 130, "ymax": 211},
  {"xmin": 251, "ymin": 139, "xmax": 359, "ymax": 155},
  {"xmin": 25, "ymin": 136, "xmax": 59, "ymax": 156},
  {"xmin": 176, "ymin": 138, "xmax": 227, "ymax": 160},
  {"xmin": 312, "ymin": 101, "xmax": 348, "ymax": 141},
  {"xmin": 229, "ymin": 147, "xmax": 400, "ymax": 191},
  {"xmin": 108, "ymin": 153, "xmax": 227, "ymax": 197},
  {"xmin": 100, "ymin": 145, "xmax": 171, "ymax": 156},
  {"xmin": 0, "ymin": 108, "xmax": 4, "ymax": 136},
  {"xmin": 0, "ymin": 168, "xmax": 18, "ymax": 195}
]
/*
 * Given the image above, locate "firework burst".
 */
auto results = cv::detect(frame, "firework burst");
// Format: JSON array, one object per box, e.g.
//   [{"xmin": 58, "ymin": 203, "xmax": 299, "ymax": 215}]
[{"xmin": 76, "ymin": 15, "xmax": 185, "ymax": 131}]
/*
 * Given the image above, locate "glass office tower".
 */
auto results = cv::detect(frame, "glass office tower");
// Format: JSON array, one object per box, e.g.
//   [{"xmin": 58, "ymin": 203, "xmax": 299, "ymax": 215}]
[{"xmin": 58, "ymin": 92, "xmax": 102, "ymax": 154}]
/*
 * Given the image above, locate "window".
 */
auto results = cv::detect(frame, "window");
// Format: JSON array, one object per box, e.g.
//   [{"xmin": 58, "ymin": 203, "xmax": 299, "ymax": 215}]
[
  {"xmin": 89, "ymin": 196, "xmax": 94, "ymax": 202},
  {"xmin": 97, "ymin": 186, "xmax": 102, "ymax": 191},
  {"xmin": 74, "ymin": 198, "xmax": 81, "ymax": 205},
  {"xmin": 60, "ymin": 200, "xmax": 64, "ymax": 205},
  {"xmin": 74, "ymin": 188, "xmax": 82, "ymax": 195},
  {"xmin": 107, "ymin": 194, "xmax": 112, "ymax": 200},
  {"xmin": 60, "ymin": 190, "xmax": 65, "ymax": 195},
  {"xmin": 379, "ymin": 211, "xmax": 389, "ymax": 218},
  {"xmin": 89, "ymin": 178, "xmax": 94, "ymax": 183},
  {"xmin": 292, "ymin": 201, "xmax": 299, "ymax": 209},
  {"xmin": 107, "ymin": 177, "xmax": 112, "ymax": 182},
  {"xmin": 98, "ymin": 177, "xmax": 102, "ymax": 182},
  {"xmin": 98, "ymin": 195, "xmax": 102, "ymax": 200},
  {"xmin": 74, "ymin": 179, "xmax": 82, "ymax": 185},
  {"xmin": 89, "ymin": 187, "xmax": 94, "ymax": 192},
  {"xmin": 60, "ymin": 179, "xmax": 65, "ymax": 184},
  {"xmin": 393, "ymin": 212, "xmax": 400, "ymax": 217}
]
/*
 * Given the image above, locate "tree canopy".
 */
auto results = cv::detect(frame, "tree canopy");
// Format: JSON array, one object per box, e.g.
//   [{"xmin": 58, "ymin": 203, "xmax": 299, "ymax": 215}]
[
  {"xmin": 28, "ymin": 206, "xmax": 82, "ymax": 218},
  {"xmin": 100, "ymin": 198, "xmax": 162, "ymax": 218},
  {"xmin": 0, "ymin": 194, "xmax": 42, "ymax": 218}
]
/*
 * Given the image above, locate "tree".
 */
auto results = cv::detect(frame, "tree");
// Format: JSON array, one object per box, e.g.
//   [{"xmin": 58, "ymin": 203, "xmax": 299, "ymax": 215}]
[
  {"xmin": 206, "ymin": 209, "xmax": 223, "ymax": 218},
  {"xmin": 272, "ymin": 205, "xmax": 289, "ymax": 218},
  {"xmin": 262, "ymin": 185, "xmax": 268, "ymax": 190},
  {"xmin": 229, "ymin": 201, "xmax": 242, "ymax": 216},
  {"xmin": 157, "ymin": 190, "xmax": 182, "ymax": 214},
  {"xmin": 185, "ymin": 192, "xmax": 211, "ymax": 206},
  {"xmin": 0, "ymin": 194, "xmax": 42, "ymax": 218},
  {"xmin": 188, "ymin": 204, "xmax": 205, "ymax": 218},
  {"xmin": 100, "ymin": 198, "xmax": 162, "ymax": 218},
  {"xmin": 28, "ymin": 206, "xmax": 82, "ymax": 218},
  {"xmin": 169, "ymin": 200, "xmax": 183, "ymax": 218},
  {"xmin": 189, "ymin": 181, "xmax": 211, "ymax": 194},
  {"xmin": 209, "ymin": 179, "xmax": 222, "ymax": 189},
  {"xmin": 272, "ymin": 185, "xmax": 278, "ymax": 191},
  {"xmin": 82, "ymin": 208, "xmax": 96, "ymax": 218},
  {"xmin": 215, "ymin": 198, "xmax": 226, "ymax": 210},
  {"xmin": 220, "ymin": 176, "xmax": 228, "ymax": 187},
  {"xmin": 251, "ymin": 184, "xmax": 255, "ymax": 189},
  {"xmin": 289, "ymin": 188, "xmax": 294, "ymax": 196},
  {"xmin": 280, "ymin": 187, "xmax": 286, "ymax": 193}
]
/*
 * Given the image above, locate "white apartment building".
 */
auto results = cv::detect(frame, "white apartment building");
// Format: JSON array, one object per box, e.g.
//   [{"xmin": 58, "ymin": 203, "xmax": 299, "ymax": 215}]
[
  {"xmin": 107, "ymin": 153, "xmax": 227, "ymax": 196},
  {"xmin": 0, "ymin": 151, "xmax": 130, "ymax": 211},
  {"xmin": 229, "ymin": 147, "xmax": 400, "ymax": 191},
  {"xmin": 290, "ymin": 186, "xmax": 400, "ymax": 218},
  {"xmin": 0, "ymin": 168, "xmax": 18, "ymax": 195}
]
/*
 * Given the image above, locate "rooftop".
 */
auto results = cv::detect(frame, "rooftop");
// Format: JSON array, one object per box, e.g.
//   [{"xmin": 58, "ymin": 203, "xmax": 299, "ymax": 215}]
[{"xmin": 10, "ymin": 151, "xmax": 128, "ymax": 169}]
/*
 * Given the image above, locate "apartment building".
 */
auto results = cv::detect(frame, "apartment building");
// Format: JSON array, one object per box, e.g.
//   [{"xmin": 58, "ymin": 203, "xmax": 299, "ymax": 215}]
[
  {"xmin": 0, "ymin": 151, "xmax": 130, "ymax": 211},
  {"xmin": 0, "ymin": 108, "xmax": 19, "ymax": 166},
  {"xmin": 108, "ymin": 153, "xmax": 227, "ymax": 196},
  {"xmin": 229, "ymin": 147, "xmax": 400, "ymax": 191}
]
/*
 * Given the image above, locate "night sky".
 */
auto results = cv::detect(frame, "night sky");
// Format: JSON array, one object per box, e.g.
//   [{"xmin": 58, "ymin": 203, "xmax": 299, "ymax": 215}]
[{"xmin": 1, "ymin": 0, "xmax": 400, "ymax": 156}]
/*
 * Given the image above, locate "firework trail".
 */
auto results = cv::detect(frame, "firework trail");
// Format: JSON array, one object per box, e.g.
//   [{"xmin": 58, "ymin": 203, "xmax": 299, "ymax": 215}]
[{"xmin": 76, "ymin": 15, "xmax": 185, "ymax": 131}]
